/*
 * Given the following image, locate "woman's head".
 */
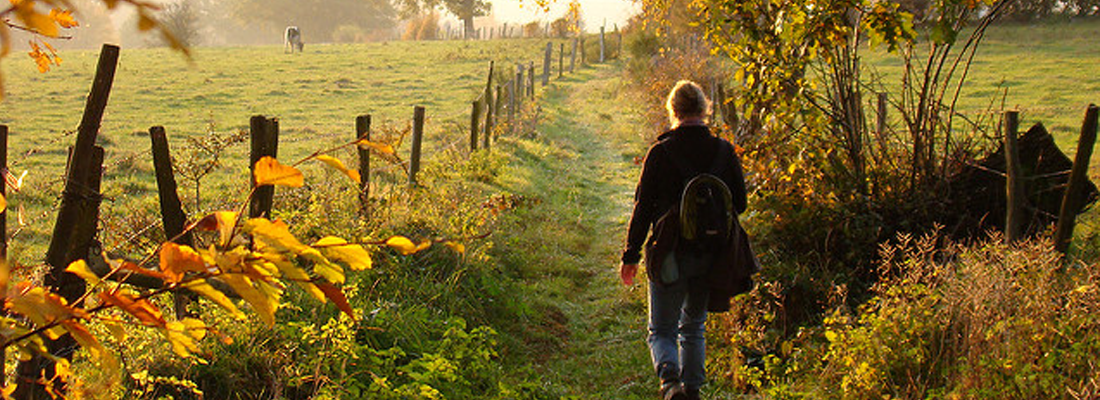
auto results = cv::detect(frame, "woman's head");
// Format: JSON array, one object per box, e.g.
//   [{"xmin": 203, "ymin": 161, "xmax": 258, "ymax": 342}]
[{"xmin": 665, "ymin": 80, "xmax": 711, "ymax": 127}]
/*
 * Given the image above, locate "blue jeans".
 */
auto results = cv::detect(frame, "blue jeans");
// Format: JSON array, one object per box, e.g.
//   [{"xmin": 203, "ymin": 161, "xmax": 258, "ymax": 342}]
[{"xmin": 647, "ymin": 258, "xmax": 710, "ymax": 390}]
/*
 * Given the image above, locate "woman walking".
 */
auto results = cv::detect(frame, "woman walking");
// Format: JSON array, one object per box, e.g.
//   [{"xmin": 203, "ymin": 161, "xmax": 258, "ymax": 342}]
[{"xmin": 620, "ymin": 80, "xmax": 748, "ymax": 400}]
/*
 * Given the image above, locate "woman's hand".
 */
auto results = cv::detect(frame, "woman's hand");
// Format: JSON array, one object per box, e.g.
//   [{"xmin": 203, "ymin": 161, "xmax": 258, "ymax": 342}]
[{"xmin": 619, "ymin": 263, "xmax": 639, "ymax": 286}]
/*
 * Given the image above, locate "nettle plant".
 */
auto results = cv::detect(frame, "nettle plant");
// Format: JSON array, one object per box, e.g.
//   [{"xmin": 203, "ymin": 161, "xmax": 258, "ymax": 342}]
[{"xmin": 0, "ymin": 137, "xmax": 467, "ymax": 394}]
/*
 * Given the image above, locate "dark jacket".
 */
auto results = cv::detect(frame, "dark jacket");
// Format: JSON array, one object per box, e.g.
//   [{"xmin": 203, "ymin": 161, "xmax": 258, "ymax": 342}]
[
  {"xmin": 622, "ymin": 125, "xmax": 747, "ymax": 265},
  {"xmin": 622, "ymin": 124, "xmax": 754, "ymax": 312}
]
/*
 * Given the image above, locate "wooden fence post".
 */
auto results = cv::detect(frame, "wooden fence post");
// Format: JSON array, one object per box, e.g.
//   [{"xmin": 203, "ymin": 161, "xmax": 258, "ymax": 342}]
[
  {"xmin": 509, "ymin": 76, "xmax": 517, "ymax": 132},
  {"xmin": 599, "ymin": 26, "xmax": 606, "ymax": 62},
  {"xmin": 249, "ymin": 116, "xmax": 279, "ymax": 218},
  {"xmin": 559, "ymin": 43, "xmax": 564, "ymax": 78},
  {"xmin": 877, "ymin": 92, "xmax": 888, "ymax": 135},
  {"xmin": 356, "ymin": 115, "xmax": 371, "ymax": 218},
  {"xmin": 488, "ymin": 85, "xmax": 502, "ymax": 147},
  {"xmin": 1054, "ymin": 104, "xmax": 1100, "ymax": 253},
  {"xmin": 580, "ymin": 38, "xmax": 586, "ymax": 66},
  {"xmin": 570, "ymin": 38, "xmax": 577, "ymax": 73},
  {"xmin": 542, "ymin": 42, "xmax": 552, "ymax": 86},
  {"xmin": 149, "ymin": 126, "xmax": 198, "ymax": 319},
  {"xmin": 484, "ymin": 61, "xmax": 495, "ymax": 149},
  {"xmin": 470, "ymin": 100, "xmax": 481, "ymax": 151},
  {"xmin": 410, "ymin": 106, "xmax": 426, "ymax": 186},
  {"xmin": 528, "ymin": 63, "xmax": 535, "ymax": 96},
  {"xmin": 515, "ymin": 64, "xmax": 524, "ymax": 109},
  {"xmin": 1003, "ymin": 110, "xmax": 1025, "ymax": 243},
  {"xmin": 16, "ymin": 44, "xmax": 118, "ymax": 399}
]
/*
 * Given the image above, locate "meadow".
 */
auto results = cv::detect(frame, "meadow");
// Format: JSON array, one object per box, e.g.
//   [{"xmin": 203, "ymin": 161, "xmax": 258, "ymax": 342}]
[{"xmin": 0, "ymin": 38, "xmax": 555, "ymax": 260}]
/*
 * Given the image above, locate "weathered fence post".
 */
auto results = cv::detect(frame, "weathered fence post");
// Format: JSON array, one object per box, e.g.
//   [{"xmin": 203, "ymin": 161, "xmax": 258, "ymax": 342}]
[
  {"xmin": 484, "ymin": 61, "xmax": 495, "ymax": 150},
  {"xmin": 509, "ymin": 77, "xmax": 517, "ymax": 132},
  {"xmin": 515, "ymin": 64, "xmax": 524, "ymax": 109},
  {"xmin": 599, "ymin": 26, "xmax": 606, "ymax": 62},
  {"xmin": 559, "ymin": 43, "xmax": 564, "ymax": 78},
  {"xmin": 1054, "ymin": 104, "xmax": 1100, "ymax": 253},
  {"xmin": 876, "ymin": 92, "xmax": 888, "ymax": 135},
  {"xmin": 528, "ymin": 63, "xmax": 535, "ymax": 97},
  {"xmin": 580, "ymin": 38, "xmax": 586, "ymax": 66},
  {"xmin": 1003, "ymin": 110, "xmax": 1025, "ymax": 243},
  {"xmin": 356, "ymin": 115, "xmax": 371, "ymax": 217},
  {"xmin": 542, "ymin": 42, "xmax": 552, "ymax": 86},
  {"xmin": 570, "ymin": 38, "xmax": 577, "ymax": 73},
  {"xmin": 15, "ymin": 44, "xmax": 118, "ymax": 399},
  {"xmin": 149, "ymin": 126, "xmax": 198, "ymax": 319},
  {"xmin": 249, "ymin": 115, "xmax": 279, "ymax": 218},
  {"xmin": 470, "ymin": 100, "xmax": 482, "ymax": 151},
  {"xmin": 409, "ymin": 106, "xmax": 425, "ymax": 186},
  {"xmin": 489, "ymin": 85, "xmax": 502, "ymax": 147}
]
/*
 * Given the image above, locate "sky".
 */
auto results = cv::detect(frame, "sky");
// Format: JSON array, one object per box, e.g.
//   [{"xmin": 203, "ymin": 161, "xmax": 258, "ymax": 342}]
[{"xmin": 470, "ymin": 0, "xmax": 641, "ymax": 33}]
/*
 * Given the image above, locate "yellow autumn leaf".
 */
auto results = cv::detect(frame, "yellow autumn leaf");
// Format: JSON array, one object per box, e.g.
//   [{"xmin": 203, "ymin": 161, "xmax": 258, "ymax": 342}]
[
  {"xmin": 0, "ymin": 192, "xmax": 6, "ymax": 214},
  {"xmin": 315, "ymin": 155, "xmax": 361, "ymax": 184},
  {"xmin": 65, "ymin": 260, "xmax": 100, "ymax": 286},
  {"xmin": 183, "ymin": 279, "xmax": 245, "ymax": 320},
  {"xmin": 48, "ymin": 9, "xmax": 78, "ymax": 28},
  {"xmin": 385, "ymin": 236, "xmax": 419, "ymax": 255},
  {"xmin": 314, "ymin": 236, "xmax": 372, "ymax": 271},
  {"xmin": 253, "ymin": 156, "xmax": 303, "ymax": 188},
  {"xmin": 245, "ymin": 218, "xmax": 313, "ymax": 256},
  {"xmin": 159, "ymin": 243, "xmax": 207, "ymax": 283},
  {"xmin": 103, "ymin": 319, "xmax": 127, "ymax": 342},
  {"xmin": 444, "ymin": 241, "xmax": 466, "ymax": 254},
  {"xmin": 218, "ymin": 274, "xmax": 280, "ymax": 327},
  {"xmin": 194, "ymin": 211, "xmax": 239, "ymax": 247},
  {"xmin": 163, "ymin": 318, "xmax": 205, "ymax": 358},
  {"xmin": 357, "ymin": 139, "xmax": 396, "ymax": 155},
  {"xmin": 259, "ymin": 252, "xmax": 325, "ymax": 302},
  {"xmin": 7, "ymin": 283, "xmax": 85, "ymax": 328}
]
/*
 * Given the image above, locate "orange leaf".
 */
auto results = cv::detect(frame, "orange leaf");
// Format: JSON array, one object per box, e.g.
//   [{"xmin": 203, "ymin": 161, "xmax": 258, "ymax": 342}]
[
  {"xmin": 98, "ymin": 290, "xmax": 165, "ymax": 327},
  {"xmin": 48, "ymin": 9, "xmax": 78, "ymax": 29},
  {"xmin": 159, "ymin": 243, "xmax": 207, "ymax": 283},
  {"xmin": 110, "ymin": 258, "xmax": 172, "ymax": 282},
  {"xmin": 443, "ymin": 241, "xmax": 466, "ymax": 254},
  {"xmin": 314, "ymin": 155, "xmax": 360, "ymax": 184},
  {"xmin": 194, "ymin": 211, "xmax": 239, "ymax": 246},
  {"xmin": 253, "ymin": 156, "xmax": 303, "ymax": 188},
  {"xmin": 316, "ymin": 282, "xmax": 355, "ymax": 320},
  {"xmin": 65, "ymin": 260, "xmax": 100, "ymax": 286},
  {"xmin": 356, "ymin": 139, "xmax": 395, "ymax": 155}
]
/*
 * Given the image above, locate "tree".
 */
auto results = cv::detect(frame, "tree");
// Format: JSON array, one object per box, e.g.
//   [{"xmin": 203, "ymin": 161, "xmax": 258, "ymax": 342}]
[
  {"xmin": 396, "ymin": 0, "xmax": 490, "ymax": 39},
  {"xmin": 155, "ymin": 0, "xmax": 201, "ymax": 48}
]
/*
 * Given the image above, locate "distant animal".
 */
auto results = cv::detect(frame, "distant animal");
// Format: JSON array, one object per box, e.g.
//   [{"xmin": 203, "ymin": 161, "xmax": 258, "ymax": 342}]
[{"xmin": 284, "ymin": 26, "xmax": 303, "ymax": 53}]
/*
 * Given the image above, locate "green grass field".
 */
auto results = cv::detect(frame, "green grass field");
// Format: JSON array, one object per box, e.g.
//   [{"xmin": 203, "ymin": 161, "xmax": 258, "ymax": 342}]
[{"xmin": 0, "ymin": 38, "xmax": 554, "ymax": 259}]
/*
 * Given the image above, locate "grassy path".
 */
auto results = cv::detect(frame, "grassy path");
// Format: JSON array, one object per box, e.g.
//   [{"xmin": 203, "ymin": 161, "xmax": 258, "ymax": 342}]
[{"xmin": 489, "ymin": 64, "xmax": 739, "ymax": 399}]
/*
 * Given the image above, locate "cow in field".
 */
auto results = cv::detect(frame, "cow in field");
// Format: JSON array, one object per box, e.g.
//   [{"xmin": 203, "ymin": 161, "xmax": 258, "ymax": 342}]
[{"xmin": 285, "ymin": 26, "xmax": 304, "ymax": 53}]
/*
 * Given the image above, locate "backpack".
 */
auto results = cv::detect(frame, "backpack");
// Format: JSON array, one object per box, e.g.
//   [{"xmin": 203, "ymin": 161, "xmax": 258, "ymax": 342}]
[
  {"xmin": 666, "ymin": 143, "xmax": 735, "ymax": 255},
  {"xmin": 644, "ymin": 141, "xmax": 735, "ymax": 285}
]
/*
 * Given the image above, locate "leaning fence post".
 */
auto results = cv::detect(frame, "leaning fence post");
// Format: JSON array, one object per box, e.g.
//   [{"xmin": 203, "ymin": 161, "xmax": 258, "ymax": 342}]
[
  {"xmin": 1003, "ymin": 110, "xmax": 1025, "ymax": 243},
  {"xmin": 150, "ymin": 126, "xmax": 198, "ymax": 319},
  {"xmin": 1054, "ymin": 104, "xmax": 1100, "ymax": 253},
  {"xmin": 508, "ymin": 79, "xmax": 517, "ymax": 132},
  {"xmin": 356, "ymin": 115, "xmax": 371, "ymax": 217},
  {"xmin": 16, "ymin": 44, "xmax": 118, "ymax": 399},
  {"xmin": 410, "ymin": 106, "xmax": 425, "ymax": 186}
]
